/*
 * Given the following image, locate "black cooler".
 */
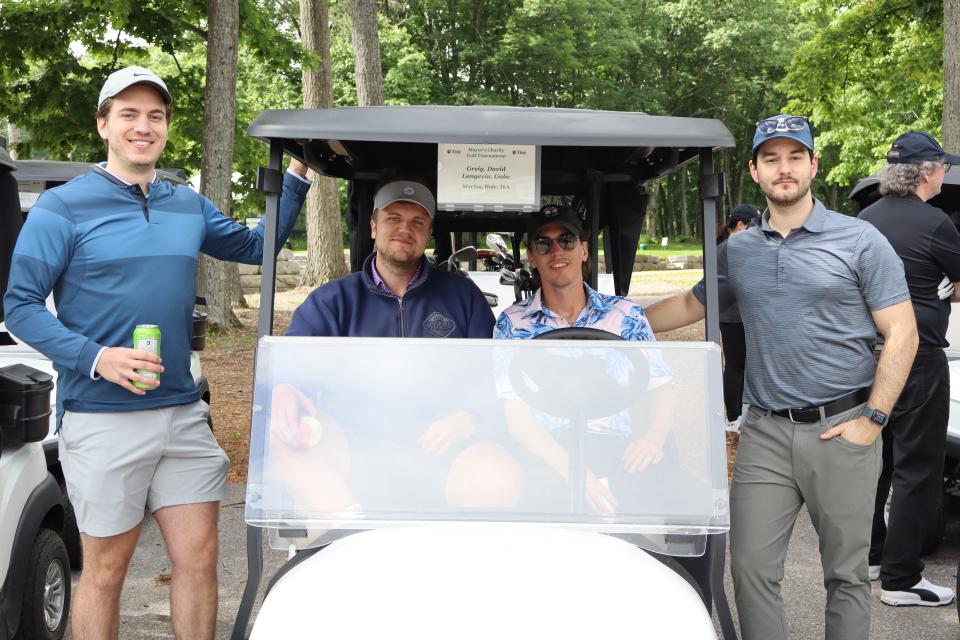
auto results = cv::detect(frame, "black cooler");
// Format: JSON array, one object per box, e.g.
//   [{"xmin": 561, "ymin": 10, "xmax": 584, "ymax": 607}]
[{"xmin": 0, "ymin": 364, "xmax": 53, "ymax": 447}]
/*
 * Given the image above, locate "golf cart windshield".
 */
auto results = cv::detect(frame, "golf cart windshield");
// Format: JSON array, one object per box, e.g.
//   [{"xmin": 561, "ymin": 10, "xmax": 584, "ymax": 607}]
[{"xmin": 246, "ymin": 336, "xmax": 728, "ymax": 556}]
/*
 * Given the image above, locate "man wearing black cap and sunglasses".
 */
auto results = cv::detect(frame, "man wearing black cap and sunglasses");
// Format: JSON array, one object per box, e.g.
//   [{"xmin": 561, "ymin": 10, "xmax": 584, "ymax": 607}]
[
  {"xmin": 646, "ymin": 114, "xmax": 918, "ymax": 640},
  {"xmin": 857, "ymin": 131, "xmax": 960, "ymax": 608},
  {"xmin": 494, "ymin": 205, "xmax": 671, "ymax": 507}
]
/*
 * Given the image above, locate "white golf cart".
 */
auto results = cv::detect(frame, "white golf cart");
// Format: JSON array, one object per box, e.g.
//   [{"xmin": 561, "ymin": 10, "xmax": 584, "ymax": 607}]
[
  {"xmin": 0, "ymin": 149, "xmax": 70, "ymax": 640},
  {"xmin": 0, "ymin": 364, "xmax": 70, "ymax": 640},
  {"xmin": 230, "ymin": 106, "xmax": 737, "ymax": 639}
]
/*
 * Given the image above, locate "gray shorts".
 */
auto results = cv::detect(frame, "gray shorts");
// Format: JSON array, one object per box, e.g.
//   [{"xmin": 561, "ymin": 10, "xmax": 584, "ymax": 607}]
[{"xmin": 59, "ymin": 400, "xmax": 229, "ymax": 537}]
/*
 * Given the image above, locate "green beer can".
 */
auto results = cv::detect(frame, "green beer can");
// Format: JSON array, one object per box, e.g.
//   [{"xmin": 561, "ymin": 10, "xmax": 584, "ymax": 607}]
[{"xmin": 132, "ymin": 324, "xmax": 161, "ymax": 390}]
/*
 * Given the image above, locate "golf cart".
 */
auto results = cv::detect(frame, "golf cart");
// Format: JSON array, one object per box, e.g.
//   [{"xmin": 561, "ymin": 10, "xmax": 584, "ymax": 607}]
[
  {"xmin": 231, "ymin": 106, "xmax": 736, "ymax": 639},
  {"xmin": 0, "ymin": 150, "xmax": 70, "ymax": 640},
  {"xmin": 849, "ymin": 172, "xmax": 960, "ymax": 556},
  {"xmin": 0, "ymin": 157, "xmax": 211, "ymax": 570}
]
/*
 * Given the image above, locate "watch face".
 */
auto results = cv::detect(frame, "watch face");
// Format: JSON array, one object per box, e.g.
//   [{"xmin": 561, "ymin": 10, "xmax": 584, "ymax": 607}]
[{"xmin": 870, "ymin": 410, "xmax": 888, "ymax": 426}]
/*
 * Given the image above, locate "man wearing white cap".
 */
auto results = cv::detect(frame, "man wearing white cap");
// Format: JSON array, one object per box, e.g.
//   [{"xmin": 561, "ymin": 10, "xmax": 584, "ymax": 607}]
[{"xmin": 4, "ymin": 66, "xmax": 310, "ymax": 639}]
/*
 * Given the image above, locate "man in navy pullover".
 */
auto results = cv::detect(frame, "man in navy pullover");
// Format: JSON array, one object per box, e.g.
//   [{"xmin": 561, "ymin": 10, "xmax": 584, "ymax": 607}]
[
  {"xmin": 3, "ymin": 67, "xmax": 309, "ymax": 640},
  {"xmin": 286, "ymin": 179, "xmax": 494, "ymax": 339},
  {"xmin": 271, "ymin": 180, "xmax": 509, "ymax": 508}
]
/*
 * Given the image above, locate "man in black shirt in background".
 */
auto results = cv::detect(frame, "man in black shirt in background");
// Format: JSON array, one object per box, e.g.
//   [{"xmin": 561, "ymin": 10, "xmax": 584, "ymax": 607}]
[{"xmin": 859, "ymin": 130, "xmax": 960, "ymax": 607}]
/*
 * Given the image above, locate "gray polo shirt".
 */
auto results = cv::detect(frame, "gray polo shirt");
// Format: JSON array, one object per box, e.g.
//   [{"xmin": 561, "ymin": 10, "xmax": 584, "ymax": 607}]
[{"xmin": 694, "ymin": 199, "xmax": 909, "ymax": 410}]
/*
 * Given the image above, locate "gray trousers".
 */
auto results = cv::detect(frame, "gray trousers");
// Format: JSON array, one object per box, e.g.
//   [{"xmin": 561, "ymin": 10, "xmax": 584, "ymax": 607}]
[{"xmin": 730, "ymin": 403, "xmax": 881, "ymax": 640}]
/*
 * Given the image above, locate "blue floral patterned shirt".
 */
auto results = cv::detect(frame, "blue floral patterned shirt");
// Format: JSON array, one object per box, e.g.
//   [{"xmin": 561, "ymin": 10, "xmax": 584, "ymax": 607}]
[
  {"xmin": 493, "ymin": 285, "xmax": 670, "ymax": 437},
  {"xmin": 494, "ymin": 285, "xmax": 656, "ymax": 341}
]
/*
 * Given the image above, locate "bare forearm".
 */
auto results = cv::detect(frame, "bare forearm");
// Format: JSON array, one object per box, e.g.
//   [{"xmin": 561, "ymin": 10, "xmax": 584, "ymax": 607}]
[
  {"xmin": 870, "ymin": 321, "xmax": 918, "ymax": 414},
  {"xmin": 645, "ymin": 290, "xmax": 705, "ymax": 333},
  {"xmin": 505, "ymin": 401, "xmax": 568, "ymax": 478},
  {"xmin": 646, "ymin": 384, "xmax": 674, "ymax": 446}
]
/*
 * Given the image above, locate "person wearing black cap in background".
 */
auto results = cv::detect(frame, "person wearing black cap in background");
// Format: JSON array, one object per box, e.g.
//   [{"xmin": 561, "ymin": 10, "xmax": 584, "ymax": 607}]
[
  {"xmin": 717, "ymin": 204, "xmax": 761, "ymax": 431},
  {"xmin": 858, "ymin": 130, "xmax": 960, "ymax": 607}
]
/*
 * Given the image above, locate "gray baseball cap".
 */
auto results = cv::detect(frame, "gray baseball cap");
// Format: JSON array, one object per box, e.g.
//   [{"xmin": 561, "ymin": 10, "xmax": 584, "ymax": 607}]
[
  {"xmin": 98, "ymin": 66, "xmax": 171, "ymax": 109},
  {"xmin": 373, "ymin": 181, "xmax": 436, "ymax": 219}
]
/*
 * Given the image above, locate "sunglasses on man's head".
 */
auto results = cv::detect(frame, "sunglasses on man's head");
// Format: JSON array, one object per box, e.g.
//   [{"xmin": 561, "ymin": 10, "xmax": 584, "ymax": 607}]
[
  {"xmin": 532, "ymin": 233, "xmax": 580, "ymax": 255},
  {"xmin": 755, "ymin": 116, "xmax": 810, "ymax": 135}
]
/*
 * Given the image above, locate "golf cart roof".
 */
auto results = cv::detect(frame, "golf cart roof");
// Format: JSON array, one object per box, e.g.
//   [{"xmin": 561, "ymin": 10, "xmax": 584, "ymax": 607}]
[
  {"xmin": 12, "ymin": 160, "xmax": 188, "ymax": 185},
  {"xmin": 13, "ymin": 160, "xmax": 189, "ymax": 213},
  {"xmin": 247, "ymin": 106, "xmax": 735, "ymax": 180},
  {"xmin": 247, "ymin": 104, "xmax": 731, "ymax": 299},
  {"xmin": 849, "ymin": 169, "xmax": 960, "ymax": 212}
]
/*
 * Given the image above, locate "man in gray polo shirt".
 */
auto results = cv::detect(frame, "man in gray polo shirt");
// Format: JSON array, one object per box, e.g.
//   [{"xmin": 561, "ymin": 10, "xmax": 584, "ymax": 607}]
[{"xmin": 646, "ymin": 114, "xmax": 918, "ymax": 640}]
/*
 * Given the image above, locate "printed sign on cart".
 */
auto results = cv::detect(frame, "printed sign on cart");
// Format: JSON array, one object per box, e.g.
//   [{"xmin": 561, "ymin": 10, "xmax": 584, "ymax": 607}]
[{"xmin": 436, "ymin": 143, "xmax": 540, "ymax": 211}]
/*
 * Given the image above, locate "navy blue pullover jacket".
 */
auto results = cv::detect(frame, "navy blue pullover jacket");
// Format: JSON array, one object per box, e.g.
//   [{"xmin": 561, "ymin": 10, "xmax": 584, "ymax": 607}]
[{"xmin": 286, "ymin": 254, "xmax": 494, "ymax": 338}]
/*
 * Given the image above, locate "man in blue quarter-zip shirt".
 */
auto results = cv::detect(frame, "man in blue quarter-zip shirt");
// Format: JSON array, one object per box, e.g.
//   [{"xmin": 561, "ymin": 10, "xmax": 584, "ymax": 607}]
[{"xmin": 3, "ymin": 66, "xmax": 310, "ymax": 640}]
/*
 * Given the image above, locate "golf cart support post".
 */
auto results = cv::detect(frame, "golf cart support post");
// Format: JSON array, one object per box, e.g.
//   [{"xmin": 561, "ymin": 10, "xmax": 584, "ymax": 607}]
[{"xmin": 231, "ymin": 106, "xmax": 735, "ymax": 640}]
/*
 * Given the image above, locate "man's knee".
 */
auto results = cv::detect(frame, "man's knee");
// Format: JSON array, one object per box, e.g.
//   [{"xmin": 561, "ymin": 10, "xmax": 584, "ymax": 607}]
[
  {"xmin": 81, "ymin": 537, "xmax": 137, "ymax": 594},
  {"xmin": 730, "ymin": 543, "xmax": 783, "ymax": 586},
  {"xmin": 446, "ymin": 442, "xmax": 523, "ymax": 508},
  {"xmin": 169, "ymin": 530, "xmax": 219, "ymax": 573}
]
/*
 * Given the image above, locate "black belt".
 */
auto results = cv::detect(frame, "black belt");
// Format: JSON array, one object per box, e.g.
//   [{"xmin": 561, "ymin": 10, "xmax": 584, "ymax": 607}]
[{"xmin": 769, "ymin": 387, "xmax": 870, "ymax": 424}]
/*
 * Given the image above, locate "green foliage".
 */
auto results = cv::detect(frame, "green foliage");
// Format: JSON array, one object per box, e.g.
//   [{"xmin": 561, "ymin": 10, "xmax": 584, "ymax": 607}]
[
  {"xmin": 0, "ymin": 0, "xmax": 307, "ymax": 218},
  {"xmin": 330, "ymin": 11, "xmax": 432, "ymax": 106},
  {"xmin": 4, "ymin": 0, "xmax": 949, "ymax": 235},
  {"xmin": 783, "ymin": 0, "xmax": 945, "ymax": 185}
]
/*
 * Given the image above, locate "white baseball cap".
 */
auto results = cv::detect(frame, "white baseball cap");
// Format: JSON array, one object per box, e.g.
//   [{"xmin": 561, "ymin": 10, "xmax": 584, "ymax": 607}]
[{"xmin": 98, "ymin": 66, "xmax": 172, "ymax": 110}]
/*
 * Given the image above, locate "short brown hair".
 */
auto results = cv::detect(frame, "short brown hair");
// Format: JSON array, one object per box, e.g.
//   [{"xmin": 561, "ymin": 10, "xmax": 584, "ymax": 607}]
[{"xmin": 96, "ymin": 97, "xmax": 172, "ymax": 154}]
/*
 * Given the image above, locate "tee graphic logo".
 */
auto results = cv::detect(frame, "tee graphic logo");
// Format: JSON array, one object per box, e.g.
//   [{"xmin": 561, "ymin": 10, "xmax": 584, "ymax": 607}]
[{"xmin": 423, "ymin": 312, "xmax": 455, "ymax": 337}]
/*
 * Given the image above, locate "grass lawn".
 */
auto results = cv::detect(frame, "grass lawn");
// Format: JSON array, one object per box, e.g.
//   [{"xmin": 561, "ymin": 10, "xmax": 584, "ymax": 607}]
[{"xmin": 633, "ymin": 239, "xmax": 704, "ymax": 256}]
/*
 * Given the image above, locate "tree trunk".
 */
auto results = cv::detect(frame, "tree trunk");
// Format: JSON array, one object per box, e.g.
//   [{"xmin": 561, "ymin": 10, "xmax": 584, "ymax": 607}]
[
  {"xmin": 349, "ymin": 0, "xmax": 385, "ymax": 106},
  {"xmin": 645, "ymin": 180, "xmax": 659, "ymax": 239},
  {"xmin": 679, "ymin": 168, "xmax": 690, "ymax": 237},
  {"xmin": 5, "ymin": 123, "xmax": 20, "ymax": 159},
  {"xmin": 300, "ymin": 0, "xmax": 348, "ymax": 286},
  {"xmin": 197, "ymin": 0, "xmax": 242, "ymax": 332},
  {"xmin": 945, "ymin": 0, "xmax": 960, "ymax": 151}
]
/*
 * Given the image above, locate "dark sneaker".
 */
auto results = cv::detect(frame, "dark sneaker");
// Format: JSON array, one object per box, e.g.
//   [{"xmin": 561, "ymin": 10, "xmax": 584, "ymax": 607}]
[{"xmin": 881, "ymin": 577, "xmax": 955, "ymax": 607}]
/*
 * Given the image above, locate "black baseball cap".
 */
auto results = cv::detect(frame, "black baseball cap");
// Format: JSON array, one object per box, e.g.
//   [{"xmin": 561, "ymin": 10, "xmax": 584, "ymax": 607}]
[
  {"xmin": 887, "ymin": 131, "xmax": 960, "ymax": 166},
  {"xmin": 525, "ymin": 204, "xmax": 584, "ymax": 243},
  {"xmin": 728, "ymin": 203, "xmax": 760, "ymax": 225}
]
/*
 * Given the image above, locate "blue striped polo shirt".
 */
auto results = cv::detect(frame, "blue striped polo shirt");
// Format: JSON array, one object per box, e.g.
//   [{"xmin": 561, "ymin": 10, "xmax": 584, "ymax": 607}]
[{"xmin": 694, "ymin": 199, "xmax": 910, "ymax": 410}]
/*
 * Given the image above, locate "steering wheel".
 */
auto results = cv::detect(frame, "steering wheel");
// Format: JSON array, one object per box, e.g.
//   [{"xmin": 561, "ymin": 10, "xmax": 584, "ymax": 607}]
[{"xmin": 508, "ymin": 327, "xmax": 650, "ymax": 420}]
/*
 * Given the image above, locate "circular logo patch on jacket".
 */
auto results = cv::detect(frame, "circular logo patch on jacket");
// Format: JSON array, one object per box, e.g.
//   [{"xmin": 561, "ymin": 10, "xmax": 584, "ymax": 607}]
[{"xmin": 423, "ymin": 312, "xmax": 455, "ymax": 337}]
